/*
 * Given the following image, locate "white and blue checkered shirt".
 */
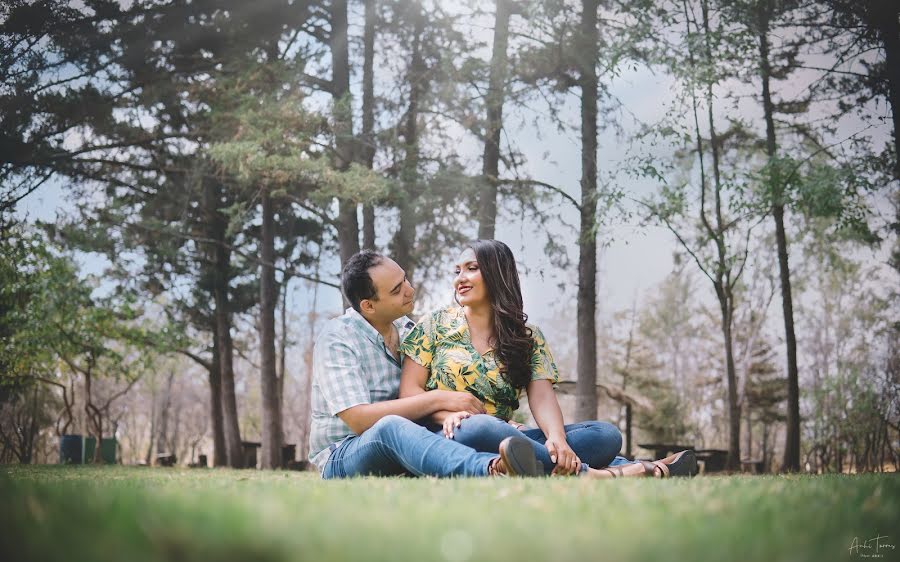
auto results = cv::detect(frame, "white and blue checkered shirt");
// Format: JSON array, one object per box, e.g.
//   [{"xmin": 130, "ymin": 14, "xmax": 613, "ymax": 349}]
[{"xmin": 308, "ymin": 307, "xmax": 416, "ymax": 472}]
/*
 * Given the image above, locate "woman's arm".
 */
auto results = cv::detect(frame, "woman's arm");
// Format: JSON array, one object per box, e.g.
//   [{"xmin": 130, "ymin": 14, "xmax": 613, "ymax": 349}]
[
  {"xmin": 399, "ymin": 358, "xmax": 429, "ymax": 398},
  {"xmin": 399, "ymin": 358, "xmax": 484, "ymax": 423},
  {"xmin": 526, "ymin": 379, "xmax": 580, "ymax": 475}
]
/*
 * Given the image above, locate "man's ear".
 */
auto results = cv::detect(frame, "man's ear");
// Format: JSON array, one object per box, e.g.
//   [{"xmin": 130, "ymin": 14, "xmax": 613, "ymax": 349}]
[{"xmin": 359, "ymin": 298, "xmax": 376, "ymax": 315}]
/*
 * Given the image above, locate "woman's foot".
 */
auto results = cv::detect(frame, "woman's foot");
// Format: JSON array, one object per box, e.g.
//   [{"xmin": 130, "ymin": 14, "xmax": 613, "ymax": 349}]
[
  {"xmin": 656, "ymin": 450, "xmax": 697, "ymax": 477},
  {"xmin": 582, "ymin": 462, "xmax": 654, "ymax": 479},
  {"xmin": 638, "ymin": 450, "xmax": 698, "ymax": 478},
  {"xmin": 582, "ymin": 450, "xmax": 698, "ymax": 479}
]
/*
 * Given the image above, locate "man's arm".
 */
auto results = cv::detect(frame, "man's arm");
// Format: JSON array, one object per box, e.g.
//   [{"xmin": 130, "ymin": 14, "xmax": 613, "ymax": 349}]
[
  {"xmin": 317, "ymin": 335, "xmax": 483, "ymax": 436},
  {"xmin": 338, "ymin": 392, "xmax": 480, "ymax": 435}
]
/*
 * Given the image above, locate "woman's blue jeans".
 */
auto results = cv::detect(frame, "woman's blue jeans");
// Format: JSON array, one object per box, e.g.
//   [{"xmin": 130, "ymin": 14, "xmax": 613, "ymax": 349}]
[
  {"xmin": 322, "ymin": 415, "xmax": 497, "ymax": 478},
  {"xmin": 432, "ymin": 414, "xmax": 632, "ymax": 475}
]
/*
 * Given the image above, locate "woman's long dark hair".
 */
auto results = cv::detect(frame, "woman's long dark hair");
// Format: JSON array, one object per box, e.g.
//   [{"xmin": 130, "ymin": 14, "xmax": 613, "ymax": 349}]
[{"xmin": 465, "ymin": 239, "xmax": 534, "ymax": 389}]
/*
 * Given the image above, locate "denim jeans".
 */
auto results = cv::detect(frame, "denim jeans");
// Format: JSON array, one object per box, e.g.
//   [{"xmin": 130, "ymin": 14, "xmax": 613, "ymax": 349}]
[
  {"xmin": 431, "ymin": 414, "xmax": 633, "ymax": 475},
  {"xmin": 322, "ymin": 415, "xmax": 498, "ymax": 479}
]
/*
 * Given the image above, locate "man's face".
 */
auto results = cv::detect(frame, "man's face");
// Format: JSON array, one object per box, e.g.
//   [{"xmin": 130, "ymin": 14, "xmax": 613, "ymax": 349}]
[{"xmin": 362, "ymin": 258, "xmax": 415, "ymax": 322}]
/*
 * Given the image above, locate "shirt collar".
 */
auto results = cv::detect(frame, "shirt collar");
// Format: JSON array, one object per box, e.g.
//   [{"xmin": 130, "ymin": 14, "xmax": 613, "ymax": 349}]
[
  {"xmin": 441, "ymin": 306, "xmax": 493, "ymax": 353},
  {"xmin": 344, "ymin": 307, "xmax": 415, "ymax": 344}
]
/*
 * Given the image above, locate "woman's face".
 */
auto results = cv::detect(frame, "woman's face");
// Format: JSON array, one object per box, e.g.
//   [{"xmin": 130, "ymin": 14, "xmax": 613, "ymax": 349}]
[{"xmin": 454, "ymin": 248, "xmax": 488, "ymax": 307}]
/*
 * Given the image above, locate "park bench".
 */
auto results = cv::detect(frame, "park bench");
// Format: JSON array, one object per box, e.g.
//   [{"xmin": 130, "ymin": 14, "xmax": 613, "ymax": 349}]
[
  {"xmin": 741, "ymin": 459, "xmax": 765, "ymax": 474},
  {"xmin": 695, "ymin": 449, "xmax": 728, "ymax": 473},
  {"xmin": 637, "ymin": 443, "xmax": 696, "ymax": 462},
  {"xmin": 156, "ymin": 453, "xmax": 176, "ymax": 467}
]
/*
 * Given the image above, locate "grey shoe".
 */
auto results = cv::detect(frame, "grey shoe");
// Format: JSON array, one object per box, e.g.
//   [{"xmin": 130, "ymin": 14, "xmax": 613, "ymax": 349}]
[{"xmin": 489, "ymin": 436, "xmax": 541, "ymax": 477}]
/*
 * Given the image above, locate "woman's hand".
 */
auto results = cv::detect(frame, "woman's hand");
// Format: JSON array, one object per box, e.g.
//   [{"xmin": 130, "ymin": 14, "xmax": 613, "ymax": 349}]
[
  {"xmin": 507, "ymin": 420, "xmax": 526, "ymax": 430},
  {"xmin": 545, "ymin": 435, "xmax": 580, "ymax": 476},
  {"xmin": 442, "ymin": 411, "xmax": 472, "ymax": 439}
]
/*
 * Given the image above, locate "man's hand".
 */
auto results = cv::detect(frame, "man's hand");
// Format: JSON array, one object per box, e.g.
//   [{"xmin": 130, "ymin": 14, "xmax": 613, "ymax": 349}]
[
  {"xmin": 545, "ymin": 435, "xmax": 580, "ymax": 476},
  {"xmin": 432, "ymin": 390, "xmax": 485, "ymax": 415},
  {"xmin": 442, "ymin": 411, "xmax": 472, "ymax": 439}
]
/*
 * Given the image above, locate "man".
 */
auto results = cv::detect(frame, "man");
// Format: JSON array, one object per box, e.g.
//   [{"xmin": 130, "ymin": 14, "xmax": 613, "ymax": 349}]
[{"xmin": 309, "ymin": 250, "xmax": 540, "ymax": 478}]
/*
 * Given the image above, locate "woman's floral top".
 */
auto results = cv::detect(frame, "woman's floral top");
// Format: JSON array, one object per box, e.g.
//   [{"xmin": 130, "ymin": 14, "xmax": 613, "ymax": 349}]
[{"xmin": 399, "ymin": 305, "xmax": 560, "ymax": 421}]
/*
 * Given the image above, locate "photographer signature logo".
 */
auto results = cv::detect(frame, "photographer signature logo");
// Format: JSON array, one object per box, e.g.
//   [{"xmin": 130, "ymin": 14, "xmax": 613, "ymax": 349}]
[{"xmin": 849, "ymin": 533, "xmax": 895, "ymax": 558}]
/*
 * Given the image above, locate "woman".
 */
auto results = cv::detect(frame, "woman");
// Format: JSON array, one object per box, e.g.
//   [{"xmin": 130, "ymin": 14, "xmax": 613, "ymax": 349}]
[{"xmin": 399, "ymin": 239, "xmax": 694, "ymax": 478}]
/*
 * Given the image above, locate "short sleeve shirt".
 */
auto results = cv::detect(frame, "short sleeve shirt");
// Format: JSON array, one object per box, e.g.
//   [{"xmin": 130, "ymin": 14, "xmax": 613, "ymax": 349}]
[
  {"xmin": 398, "ymin": 305, "xmax": 559, "ymax": 421},
  {"xmin": 308, "ymin": 308, "xmax": 415, "ymax": 471}
]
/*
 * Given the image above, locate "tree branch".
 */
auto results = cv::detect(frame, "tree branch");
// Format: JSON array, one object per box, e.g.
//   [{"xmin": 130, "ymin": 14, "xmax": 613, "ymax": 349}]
[{"xmin": 496, "ymin": 178, "xmax": 581, "ymax": 211}]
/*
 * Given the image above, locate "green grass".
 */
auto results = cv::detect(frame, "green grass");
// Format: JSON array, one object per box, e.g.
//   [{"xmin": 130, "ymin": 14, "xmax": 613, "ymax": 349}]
[{"xmin": 1, "ymin": 466, "xmax": 897, "ymax": 562}]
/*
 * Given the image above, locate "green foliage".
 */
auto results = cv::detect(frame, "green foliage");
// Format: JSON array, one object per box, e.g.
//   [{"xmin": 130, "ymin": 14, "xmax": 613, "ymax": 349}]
[{"xmin": 0, "ymin": 226, "xmax": 184, "ymax": 388}]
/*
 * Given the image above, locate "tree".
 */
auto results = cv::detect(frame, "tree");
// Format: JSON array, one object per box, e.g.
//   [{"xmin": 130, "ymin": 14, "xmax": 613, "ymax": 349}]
[
  {"xmin": 638, "ymin": 0, "xmax": 767, "ymax": 469},
  {"xmin": 1, "ymin": 226, "xmax": 180, "ymax": 462},
  {"xmin": 476, "ymin": 0, "xmax": 516, "ymax": 239},
  {"xmin": 750, "ymin": 0, "xmax": 803, "ymax": 471},
  {"xmin": 209, "ymin": 62, "xmax": 383, "ymax": 468},
  {"xmin": 813, "ymin": 1, "xmax": 900, "ymax": 181}
]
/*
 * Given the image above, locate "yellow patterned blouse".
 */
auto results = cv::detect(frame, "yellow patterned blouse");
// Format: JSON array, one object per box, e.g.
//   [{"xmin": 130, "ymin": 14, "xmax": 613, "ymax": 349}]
[{"xmin": 399, "ymin": 305, "xmax": 560, "ymax": 421}]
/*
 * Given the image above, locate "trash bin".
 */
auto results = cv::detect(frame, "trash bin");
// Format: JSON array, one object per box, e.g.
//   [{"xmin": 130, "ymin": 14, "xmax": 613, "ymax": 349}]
[
  {"xmin": 100, "ymin": 437, "xmax": 117, "ymax": 464},
  {"xmin": 83, "ymin": 437, "xmax": 117, "ymax": 464},
  {"xmin": 60, "ymin": 434, "xmax": 83, "ymax": 464}
]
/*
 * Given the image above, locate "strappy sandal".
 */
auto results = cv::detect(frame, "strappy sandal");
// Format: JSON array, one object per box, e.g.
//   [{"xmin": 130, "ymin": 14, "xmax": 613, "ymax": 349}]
[
  {"xmin": 597, "ymin": 465, "xmax": 656, "ymax": 478},
  {"xmin": 641, "ymin": 450, "xmax": 697, "ymax": 478},
  {"xmin": 599, "ymin": 466, "xmax": 627, "ymax": 478},
  {"xmin": 640, "ymin": 460, "xmax": 668, "ymax": 478}
]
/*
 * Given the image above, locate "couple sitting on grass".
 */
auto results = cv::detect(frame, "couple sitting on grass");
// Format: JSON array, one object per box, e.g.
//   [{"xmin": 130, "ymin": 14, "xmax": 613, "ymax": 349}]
[{"xmin": 309, "ymin": 239, "xmax": 697, "ymax": 479}]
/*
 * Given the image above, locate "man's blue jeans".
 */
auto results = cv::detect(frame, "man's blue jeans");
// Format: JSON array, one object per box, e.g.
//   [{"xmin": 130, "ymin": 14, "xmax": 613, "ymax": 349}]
[
  {"xmin": 322, "ymin": 415, "xmax": 498, "ymax": 478},
  {"xmin": 432, "ymin": 414, "xmax": 633, "ymax": 475}
]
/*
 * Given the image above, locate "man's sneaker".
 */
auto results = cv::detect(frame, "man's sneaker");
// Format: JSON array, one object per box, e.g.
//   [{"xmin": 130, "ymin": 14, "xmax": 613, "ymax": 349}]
[{"xmin": 488, "ymin": 436, "xmax": 540, "ymax": 477}]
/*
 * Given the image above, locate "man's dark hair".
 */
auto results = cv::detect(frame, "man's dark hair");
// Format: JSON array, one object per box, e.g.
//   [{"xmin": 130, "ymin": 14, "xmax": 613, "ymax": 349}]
[{"xmin": 341, "ymin": 250, "xmax": 384, "ymax": 312}]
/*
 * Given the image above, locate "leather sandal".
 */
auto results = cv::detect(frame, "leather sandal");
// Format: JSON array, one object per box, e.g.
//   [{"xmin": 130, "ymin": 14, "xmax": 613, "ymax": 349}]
[
  {"xmin": 599, "ymin": 466, "xmax": 627, "ymax": 478},
  {"xmin": 639, "ymin": 460, "xmax": 666, "ymax": 477},
  {"xmin": 660, "ymin": 449, "xmax": 697, "ymax": 477},
  {"xmin": 641, "ymin": 450, "xmax": 697, "ymax": 478}
]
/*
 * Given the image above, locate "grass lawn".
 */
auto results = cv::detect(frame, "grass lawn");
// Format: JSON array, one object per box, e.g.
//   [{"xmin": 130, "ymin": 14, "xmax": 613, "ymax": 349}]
[{"xmin": 1, "ymin": 466, "xmax": 897, "ymax": 562}]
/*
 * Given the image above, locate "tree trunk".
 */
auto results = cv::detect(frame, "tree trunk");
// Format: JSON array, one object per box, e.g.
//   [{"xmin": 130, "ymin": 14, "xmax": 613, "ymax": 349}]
[
  {"xmin": 259, "ymin": 187, "xmax": 282, "ymax": 469},
  {"xmin": 84, "ymin": 365, "xmax": 103, "ymax": 464},
  {"xmin": 757, "ymin": 0, "xmax": 801, "ymax": 472},
  {"xmin": 277, "ymin": 274, "xmax": 291, "ymax": 436},
  {"xmin": 23, "ymin": 386, "xmax": 39, "ymax": 464},
  {"xmin": 156, "ymin": 371, "xmax": 175, "ymax": 456},
  {"xmin": 145, "ymin": 388, "xmax": 156, "ymax": 465},
  {"xmin": 625, "ymin": 403, "xmax": 632, "ymax": 459},
  {"xmin": 209, "ymin": 329, "xmax": 226, "ymax": 466},
  {"xmin": 477, "ymin": 0, "xmax": 512, "ymax": 240},
  {"xmin": 872, "ymin": 1, "xmax": 900, "ymax": 180},
  {"xmin": 361, "ymin": 0, "xmax": 377, "ymax": 249},
  {"xmin": 745, "ymin": 400, "xmax": 752, "ymax": 461},
  {"xmin": 331, "ymin": 0, "xmax": 360, "ymax": 268},
  {"xmin": 574, "ymin": 0, "xmax": 600, "ymax": 422},
  {"xmin": 214, "ymin": 277, "xmax": 242, "ymax": 467},
  {"xmin": 719, "ymin": 292, "xmax": 741, "ymax": 470},
  {"xmin": 205, "ymin": 182, "xmax": 243, "ymax": 468},
  {"xmin": 392, "ymin": 7, "xmax": 425, "ymax": 281}
]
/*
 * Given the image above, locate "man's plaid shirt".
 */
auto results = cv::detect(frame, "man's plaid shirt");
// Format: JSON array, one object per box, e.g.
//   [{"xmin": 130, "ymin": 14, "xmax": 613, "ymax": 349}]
[{"xmin": 308, "ymin": 307, "xmax": 415, "ymax": 472}]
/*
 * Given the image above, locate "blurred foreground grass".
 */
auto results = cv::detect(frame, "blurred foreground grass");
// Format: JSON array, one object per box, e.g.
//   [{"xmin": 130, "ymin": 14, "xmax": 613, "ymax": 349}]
[{"xmin": 1, "ymin": 465, "xmax": 897, "ymax": 562}]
